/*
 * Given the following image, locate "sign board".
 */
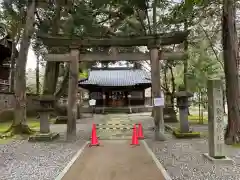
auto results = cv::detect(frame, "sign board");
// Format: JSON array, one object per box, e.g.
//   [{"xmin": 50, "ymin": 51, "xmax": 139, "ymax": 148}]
[
  {"xmin": 144, "ymin": 88, "xmax": 151, "ymax": 97},
  {"xmin": 213, "ymin": 86, "xmax": 224, "ymax": 156},
  {"xmin": 207, "ymin": 79, "xmax": 225, "ymax": 158},
  {"xmin": 153, "ymin": 97, "xmax": 164, "ymax": 107},
  {"xmin": 89, "ymin": 99, "xmax": 96, "ymax": 106}
]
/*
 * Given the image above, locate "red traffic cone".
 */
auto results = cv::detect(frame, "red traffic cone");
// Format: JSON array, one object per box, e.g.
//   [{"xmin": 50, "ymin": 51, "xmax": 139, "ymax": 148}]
[
  {"xmin": 138, "ymin": 123, "xmax": 144, "ymax": 139},
  {"xmin": 131, "ymin": 124, "xmax": 139, "ymax": 146},
  {"xmin": 89, "ymin": 124, "xmax": 99, "ymax": 147}
]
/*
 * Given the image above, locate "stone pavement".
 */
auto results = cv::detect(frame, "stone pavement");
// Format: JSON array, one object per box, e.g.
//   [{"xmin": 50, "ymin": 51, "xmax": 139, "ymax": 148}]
[
  {"xmin": 95, "ymin": 114, "xmax": 153, "ymax": 140},
  {"xmin": 60, "ymin": 140, "xmax": 165, "ymax": 180}
]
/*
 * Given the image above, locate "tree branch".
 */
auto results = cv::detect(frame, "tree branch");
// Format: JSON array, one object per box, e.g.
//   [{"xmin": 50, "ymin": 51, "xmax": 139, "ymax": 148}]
[{"xmin": 199, "ymin": 23, "xmax": 224, "ymax": 69}]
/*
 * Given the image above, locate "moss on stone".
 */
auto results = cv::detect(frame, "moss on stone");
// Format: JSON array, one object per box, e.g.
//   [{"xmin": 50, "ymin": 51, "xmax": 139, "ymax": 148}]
[{"xmin": 173, "ymin": 129, "xmax": 201, "ymax": 139}]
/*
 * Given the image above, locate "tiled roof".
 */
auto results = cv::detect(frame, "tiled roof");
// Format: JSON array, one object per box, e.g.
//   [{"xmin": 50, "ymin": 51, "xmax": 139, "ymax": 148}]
[{"xmin": 79, "ymin": 69, "xmax": 151, "ymax": 86}]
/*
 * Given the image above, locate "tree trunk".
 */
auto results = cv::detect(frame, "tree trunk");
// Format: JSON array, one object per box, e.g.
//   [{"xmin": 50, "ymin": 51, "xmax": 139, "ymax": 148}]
[
  {"xmin": 55, "ymin": 64, "xmax": 70, "ymax": 98},
  {"xmin": 9, "ymin": 28, "xmax": 21, "ymax": 93},
  {"xmin": 183, "ymin": 20, "xmax": 189, "ymax": 91},
  {"xmin": 163, "ymin": 65, "xmax": 168, "ymax": 91},
  {"xmin": 9, "ymin": 42, "xmax": 17, "ymax": 92},
  {"xmin": 223, "ymin": 0, "xmax": 240, "ymax": 144},
  {"xmin": 43, "ymin": 62, "xmax": 59, "ymax": 95},
  {"xmin": 151, "ymin": 88, "xmax": 154, "ymax": 117},
  {"xmin": 183, "ymin": 20, "xmax": 190, "ymax": 116},
  {"xmin": 67, "ymin": 49, "xmax": 79, "ymax": 140},
  {"xmin": 42, "ymin": 1, "xmax": 61, "ymax": 96},
  {"xmin": 169, "ymin": 65, "xmax": 175, "ymax": 105},
  {"xmin": 10, "ymin": 0, "xmax": 36, "ymax": 134},
  {"xmin": 36, "ymin": 56, "xmax": 40, "ymax": 94}
]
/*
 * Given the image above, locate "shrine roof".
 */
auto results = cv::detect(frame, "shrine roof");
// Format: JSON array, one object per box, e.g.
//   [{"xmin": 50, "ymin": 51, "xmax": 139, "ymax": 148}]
[
  {"xmin": 0, "ymin": 37, "xmax": 18, "ymax": 64},
  {"xmin": 79, "ymin": 68, "xmax": 151, "ymax": 87}
]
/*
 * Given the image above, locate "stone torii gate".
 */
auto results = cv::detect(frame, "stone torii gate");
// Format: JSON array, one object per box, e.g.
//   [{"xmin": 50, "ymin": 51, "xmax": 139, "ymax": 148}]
[{"xmin": 38, "ymin": 31, "xmax": 188, "ymax": 140}]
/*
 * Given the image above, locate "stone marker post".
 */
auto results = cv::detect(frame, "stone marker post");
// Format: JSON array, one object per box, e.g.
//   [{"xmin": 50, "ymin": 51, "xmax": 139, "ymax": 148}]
[
  {"xmin": 207, "ymin": 79, "xmax": 225, "ymax": 158},
  {"xmin": 203, "ymin": 79, "xmax": 233, "ymax": 163}
]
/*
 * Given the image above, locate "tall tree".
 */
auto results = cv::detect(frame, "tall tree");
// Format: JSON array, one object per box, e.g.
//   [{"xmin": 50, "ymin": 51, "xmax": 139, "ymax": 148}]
[
  {"xmin": 223, "ymin": 0, "xmax": 240, "ymax": 144},
  {"xmin": 11, "ymin": 0, "xmax": 36, "ymax": 134},
  {"xmin": 42, "ymin": 1, "xmax": 61, "ymax": 96}
]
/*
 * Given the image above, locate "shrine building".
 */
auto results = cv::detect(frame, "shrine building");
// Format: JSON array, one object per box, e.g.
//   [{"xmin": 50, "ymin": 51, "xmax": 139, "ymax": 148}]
[{"xmin": 78, "ymin": 67, "xmax": 152, "ymax": 113}]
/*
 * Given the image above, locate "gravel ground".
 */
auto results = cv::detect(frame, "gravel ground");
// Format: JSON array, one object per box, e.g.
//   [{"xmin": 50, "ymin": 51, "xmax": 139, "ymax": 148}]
[
  {"xmin": 145, "ymin": 124, "xmax": 240, "ymax": 180},
  {"xmin": 2, "ymin": 113, "xmax": 238, "ymax": 180},
  {"xmin": 0, "ymin": 114, "xmax": 105, "ymax": 180}
]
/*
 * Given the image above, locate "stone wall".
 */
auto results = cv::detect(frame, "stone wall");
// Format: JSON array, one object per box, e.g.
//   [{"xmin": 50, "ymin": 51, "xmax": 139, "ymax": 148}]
[
  {"xmin": 0, "ymin": 92, "xmax": 40, "ymax": 122},
  {"xmin": 0, "ymin": 92, "xmax": 39, "ymax": 110}
]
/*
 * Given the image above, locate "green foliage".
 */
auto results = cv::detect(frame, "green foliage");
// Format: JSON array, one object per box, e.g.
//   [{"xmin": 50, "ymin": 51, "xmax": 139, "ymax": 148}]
[
  {"xmin": 0, "ymin": 0, "xmax": 25, "ymax": 39},
  {"xmin": 174, "ymin": 39, "xmax": 223, "ymax": 96},
  {"xmin": 0, "ymin": 119, "xmax": 40, "ymax": 133},
  {"xmin": 187, "ymin": 40, "xmax": 223, "ymax": 92},
  {"xmin": 78, "ymin": 69, "xmax": 88, "ymax": 79},
  {"xmin": 0, "ymin": 0, "xmax": 225, "ymax": 102},
  {"xmin": 188, "ymin": 115, "xmax": 208, "ymax": 122}
]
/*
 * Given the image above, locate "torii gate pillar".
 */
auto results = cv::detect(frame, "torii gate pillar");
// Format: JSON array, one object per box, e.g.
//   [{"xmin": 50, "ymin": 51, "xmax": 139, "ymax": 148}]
[{"xmin": 149, "ymin": 42, "xmax": 166, "ymax": 141}]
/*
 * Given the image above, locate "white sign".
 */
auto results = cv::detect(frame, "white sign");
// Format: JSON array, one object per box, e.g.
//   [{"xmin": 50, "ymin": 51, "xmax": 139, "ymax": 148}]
[
  {"xmin": 153, "ymin": 97, "xmax": 164, "ymax": 107},
  {"xmin": 144, "ymin": 88, "xmax": 151, "ymax": 97},
  {"xmin": 89, "ymin": 99, "xmax": 96, "ymax": 106}
]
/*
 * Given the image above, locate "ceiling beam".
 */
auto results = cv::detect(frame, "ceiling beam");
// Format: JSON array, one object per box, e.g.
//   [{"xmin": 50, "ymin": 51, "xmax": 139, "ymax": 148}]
[{"xmin": 45, "ymin": 52, "xmax": 186, "ymax": 62}]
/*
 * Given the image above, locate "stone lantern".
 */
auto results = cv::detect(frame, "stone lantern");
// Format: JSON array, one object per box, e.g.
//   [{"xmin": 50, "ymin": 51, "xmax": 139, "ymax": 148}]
[
  {"xmin": 29, "ymin": 95, "xmax": 59, "ymax": 141},
  {"xmin": 175, "ymin": 90, "xmax": 193, "ymax": 133}
]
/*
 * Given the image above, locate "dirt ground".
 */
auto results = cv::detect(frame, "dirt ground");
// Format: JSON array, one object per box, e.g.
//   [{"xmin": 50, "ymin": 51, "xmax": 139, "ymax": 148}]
[{"xmin": 61, "ymin": 140, "xmax": 165, "ymax": 180}]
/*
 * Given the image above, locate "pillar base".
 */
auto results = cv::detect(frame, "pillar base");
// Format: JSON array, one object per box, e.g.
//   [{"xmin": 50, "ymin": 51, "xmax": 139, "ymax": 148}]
[
  {"xmin": 28, "ymin": 132, "xmax": 60, "ymax": 142},
  {"xmin": 203, "ymin": 153, "xmax": 234, "ymax": 164}
]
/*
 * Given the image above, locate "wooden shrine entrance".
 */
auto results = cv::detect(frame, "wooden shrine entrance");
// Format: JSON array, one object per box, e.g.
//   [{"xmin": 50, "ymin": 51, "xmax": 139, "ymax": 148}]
[
  {"xmin": 108, "ymin": 91, "xmax": 125, "ymax": 107},
  {"xmin": 38, "ymin": 31, "xmax": 188, "ymax": 139}
]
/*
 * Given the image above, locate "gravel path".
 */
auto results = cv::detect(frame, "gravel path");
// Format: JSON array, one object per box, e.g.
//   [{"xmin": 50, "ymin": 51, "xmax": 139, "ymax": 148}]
[
  {"xmin": 0, "ymin": 114, "xmax": 106, "ymax": 180},
  {"xmin": 145, "ymin": 124, "xmax": 240, "ymax": 180}
]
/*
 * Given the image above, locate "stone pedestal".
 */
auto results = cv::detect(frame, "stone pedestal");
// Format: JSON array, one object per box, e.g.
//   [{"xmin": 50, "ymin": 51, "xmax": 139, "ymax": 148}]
[
  {"xmin": 39, "ymin": 110, "xmax": 51, "ymax": 133},
  {"xmin": 175, "ymin": 91, "xmax": 193, "ymax": 133},
  {"xmin": 203, "ymin": 79, "xmax": 233, "ymax": 163},
  {"xmin": 29, "ymin": 95, "xmax": 59, "ymax": 142}
]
